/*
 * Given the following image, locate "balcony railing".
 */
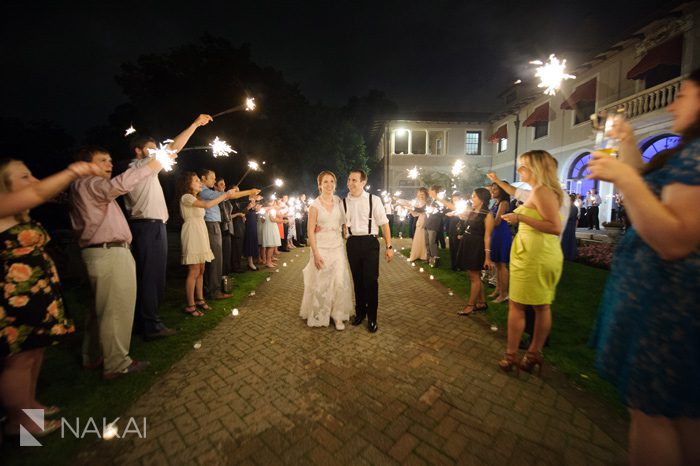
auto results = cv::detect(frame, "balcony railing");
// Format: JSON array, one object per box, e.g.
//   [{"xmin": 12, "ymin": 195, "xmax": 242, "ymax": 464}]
[{"xmin": 600, "ymin": 76, "xmax": 682, "ymax": 119}]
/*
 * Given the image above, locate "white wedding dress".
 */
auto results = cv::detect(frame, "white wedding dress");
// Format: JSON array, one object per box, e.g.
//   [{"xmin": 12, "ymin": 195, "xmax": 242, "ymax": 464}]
[{"xmin": 300, "ymin": 196, "xmax": 353, "ymax": 327}]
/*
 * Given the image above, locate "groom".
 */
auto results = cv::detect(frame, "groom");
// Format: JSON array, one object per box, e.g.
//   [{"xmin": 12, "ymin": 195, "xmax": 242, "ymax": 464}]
[{"xmin": 344, "ymin": 169, "xmax": 394, "ymax": 333}]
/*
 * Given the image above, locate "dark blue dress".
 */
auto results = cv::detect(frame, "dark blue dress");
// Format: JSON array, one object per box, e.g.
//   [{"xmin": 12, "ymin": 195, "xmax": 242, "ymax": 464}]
[
  {"xmin": 243, "ymin": 208, "xmax": 259, "ymax": 259},
  {"xmin": 560, "ymin": 204, "xmax": 578, "ymax": 261},
  {"xmin": 489, "ymin": 201, "xmax": 512, "ymax": 263},
  {"xmin": 590, "ymin": 140, "xmax": 700, "ymax": 417}
]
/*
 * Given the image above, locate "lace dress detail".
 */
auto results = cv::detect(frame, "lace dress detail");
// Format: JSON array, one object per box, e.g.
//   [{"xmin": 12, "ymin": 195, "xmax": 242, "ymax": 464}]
[
  {"xmin": 300, "ymin": 197, "xmax": 353, "ymax": 327},
  {"xmin": 590, "ymin": 140, "xmax": 700, "ymax": 416}
]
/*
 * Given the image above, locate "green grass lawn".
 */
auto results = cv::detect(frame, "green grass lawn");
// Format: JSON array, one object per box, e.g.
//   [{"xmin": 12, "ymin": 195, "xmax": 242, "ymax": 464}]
[
  {"xmin": 400, "ymin": 245, "xmax": 624, "ymax": 413},
  {"xmin": 1, "ymin": 267, "xmax": 269, "ymax": 466}
]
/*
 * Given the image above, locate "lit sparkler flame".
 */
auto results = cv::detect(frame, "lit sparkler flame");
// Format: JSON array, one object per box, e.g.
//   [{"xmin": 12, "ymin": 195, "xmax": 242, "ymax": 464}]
[
  {"xmin": 437, "ymin": 191, "xmax": 446, "ymax": 200},
  {"xmin": 274, "ymin": 178, "xmax": 283, "ymax": 187},
  {"xmin": 209, "ymin": 137, "xmax": 235, "ymax": 157},
  {"xmin": 147, "ymin": 142, "xmax": 177, "ymax": 172},
  {"xmin": 407, "ymin": 167, "xmax": 419, "ymax": 180},
  {"xmin": 394, "ymin": 191, "xmax": 402, "ymax": 196},
  {"xmin": 455, "ymin": 199, "xmax": 468, "ymax": 214},
  {"xmin": 124, "ymin": 125, "xmax": 136, "ymax": 137},
  {"xmin": 532, "ymin": 54, "xmax": 575, "ymax": 96},
  {"xmin": 248, "ymin": 161, "xmax": 259, "ymax": 171},
  {"xmin": 451, "ymin": 160, "xmax": 465, "ymax": 177},
  {"xmin": 245, "ymin": 97, "xmax": 256, "ymax": 111}
]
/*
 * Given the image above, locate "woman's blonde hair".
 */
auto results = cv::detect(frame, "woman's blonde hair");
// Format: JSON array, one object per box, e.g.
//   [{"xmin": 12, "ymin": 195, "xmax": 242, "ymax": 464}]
[
  {"xmin": 316, "ymin": 170, "xmax": 337, "ymax": 193},
  {"xmin": 519, "ymin": 150, "xmax": 564, "ymax": 206},
  {"xmin": 0, "ymin": 158, "xmax": 30, "ymax": 222}
]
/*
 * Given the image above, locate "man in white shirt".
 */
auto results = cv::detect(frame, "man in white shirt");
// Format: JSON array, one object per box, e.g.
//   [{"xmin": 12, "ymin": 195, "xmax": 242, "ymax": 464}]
[
  {"xmin": 125, "ymin": 114, "xmax": 212, "ymax": 340},
  {"xmin": 344, "ymin": 170, "xmax": 393, "ymax": 333},
  {"xmin": 586, "ymin": 188, "xmax": 602, "ymax": 230}
]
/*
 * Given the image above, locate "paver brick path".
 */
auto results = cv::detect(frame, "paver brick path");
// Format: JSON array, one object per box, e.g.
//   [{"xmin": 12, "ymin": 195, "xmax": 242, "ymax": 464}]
[{"xmin": 77, "ymin": 241, "xmax": 627, "ymax": 465}]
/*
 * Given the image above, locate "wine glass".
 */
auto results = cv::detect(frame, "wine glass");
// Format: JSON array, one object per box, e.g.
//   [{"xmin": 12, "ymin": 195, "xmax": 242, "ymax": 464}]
[{"xmin": 591, "ymin": 108, "xmax": 625, "ymax": 157}]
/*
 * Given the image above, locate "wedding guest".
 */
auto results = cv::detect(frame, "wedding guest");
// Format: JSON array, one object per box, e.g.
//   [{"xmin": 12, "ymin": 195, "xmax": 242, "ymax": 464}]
[
  {"xmin": 261, "ymin": 200, "xmax": 283, "ymax": 267},
  {"xmin": 489, "ymin": 181, "xmax": 512, "ymax": 303},
  {"xmin": 587, "ymin": 188, "xmax": 602, "ymax": 230},
  {"xmin": 498, "ymin": 151, "xmax": 564, "ymax": 375},
  {"xmin": 215, "ymin": 178, "xmax": 235, "ymax": 276},
  {"xmin": 588, "ymin": 69, "xmax": 700, "ymax": 465},
  {"xmin": 230, "ymin": 186, "xmax": 247, "ymax": 271},
  {"xmin": 561, "ymin": 193, "xmax": 579, "ymax": 260},
  {"xmin": 198, "ymin": 168, "xmax": 230, "ymax": 300},
  {"xmin": 178, "ymin": 173, "xmax": 258, "ymax": 316},
  {"xmin": 69, "ymin": 146, "xmax": 169, "ymax": 380},
  {"xmin": 1, "ymin": 158, "xmax": 102, "ymax": 438},
  {"xmin": 425, "ymin": 185, "xmax": 446, "ymax": 267},
  {"xmin": 125, "ymin": 114, "xmax": 212, "ymax": 341},
  {"xmin": 397, "ymin": 188, "xmax": 428, "ymax": 262},
  {"xmin": 243, "ymin": 194, "xmax": 262, "ymax": 270},
  {"xmin": 455, "ymin": 188, "xmax": 494, "ymax": 315},
  {"xmin": 446, "ymin": 192, "xmax": 464, "ymax": 271}
]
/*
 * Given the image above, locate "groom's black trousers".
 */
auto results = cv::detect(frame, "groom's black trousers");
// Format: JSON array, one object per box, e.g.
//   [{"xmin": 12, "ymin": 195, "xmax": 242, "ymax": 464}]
[{"xmin": 346, "ymin": 235, "xmax": 380, "ymax": 323}]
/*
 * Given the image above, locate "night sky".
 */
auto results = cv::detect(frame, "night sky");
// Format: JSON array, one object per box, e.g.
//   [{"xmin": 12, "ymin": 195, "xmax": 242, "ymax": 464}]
[{"xmin": 2, "ymin": 0, "xmax": 672, "ymax": 137}]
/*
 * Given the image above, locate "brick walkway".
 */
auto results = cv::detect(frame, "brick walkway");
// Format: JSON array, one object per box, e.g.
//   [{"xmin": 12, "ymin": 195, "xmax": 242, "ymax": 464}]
[{"xmin": 76, "ymin": 240, "xmax": 627, "ymax": 465}]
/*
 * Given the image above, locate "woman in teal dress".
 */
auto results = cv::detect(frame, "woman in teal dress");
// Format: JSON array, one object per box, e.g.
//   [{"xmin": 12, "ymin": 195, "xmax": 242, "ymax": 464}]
[
  {"xmin": 499, "ymin": 151, "xmax": 564, "ymax": 375},
  {"xmin": 588, "ymin": 70, "xmax": 700, "ymax": 465}
]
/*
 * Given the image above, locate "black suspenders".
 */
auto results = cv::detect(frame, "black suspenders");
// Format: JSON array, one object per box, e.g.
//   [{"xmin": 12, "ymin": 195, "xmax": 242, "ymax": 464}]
[{"xmin": 343, "ymin": 195, "xmax": 373, "ymax": 236}]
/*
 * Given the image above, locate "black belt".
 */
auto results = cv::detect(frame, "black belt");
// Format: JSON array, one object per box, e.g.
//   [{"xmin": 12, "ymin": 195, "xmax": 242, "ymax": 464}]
[
  {"xmin": 349, "ymin": 235, "xmax": 377, "ymax": 238},
  {"xmin": 129, "ymin": 218, "xmax": 164, "ymax": 224},
  {"xmin": 83, "ymin": 241, "xmax": 130, "ymax": 249}
]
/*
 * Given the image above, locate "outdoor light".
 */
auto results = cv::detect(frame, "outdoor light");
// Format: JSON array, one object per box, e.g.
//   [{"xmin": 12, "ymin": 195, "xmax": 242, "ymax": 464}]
[{"xmin": 396, "ymin": 128, "xmax": 407, "ymax": 136}]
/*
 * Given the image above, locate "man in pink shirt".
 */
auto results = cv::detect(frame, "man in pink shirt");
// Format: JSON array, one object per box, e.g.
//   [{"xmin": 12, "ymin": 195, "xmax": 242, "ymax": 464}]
[{"xmin": 69, "ymin": 146, "xmax": 172, "ymax": 380}]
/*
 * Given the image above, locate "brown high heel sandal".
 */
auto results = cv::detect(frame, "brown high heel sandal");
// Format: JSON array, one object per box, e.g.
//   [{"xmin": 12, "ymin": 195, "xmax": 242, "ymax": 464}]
[
  {"xmin": 498, "ymin": 352, "xmax": 520, "ymax": 374},
  {"xmin": 519, "ymin": 351, "xmax": 544, "ymax": 375}
]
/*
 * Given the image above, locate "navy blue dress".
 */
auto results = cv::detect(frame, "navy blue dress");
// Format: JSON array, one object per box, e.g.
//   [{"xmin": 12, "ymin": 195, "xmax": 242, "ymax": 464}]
[
  {"xmin": 560, "ymin": 204, "xmax": 578, "ymax": 261},
  {"xmin": 489, "ymin": 201, "xmax": 512, "ymax": 263},
  {"xmin": 590, "ymin": 140, "xmax": 700, "ymax": 417},
  {"xmin": 243, "ymin": 208, "xmax": 259, "ymax": 259}
]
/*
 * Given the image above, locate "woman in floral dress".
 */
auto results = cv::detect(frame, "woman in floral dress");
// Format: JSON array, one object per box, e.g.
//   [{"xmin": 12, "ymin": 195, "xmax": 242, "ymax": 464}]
[{"xmin": 0, "ymin": 158, "xmax": 100, "ymax": 438}]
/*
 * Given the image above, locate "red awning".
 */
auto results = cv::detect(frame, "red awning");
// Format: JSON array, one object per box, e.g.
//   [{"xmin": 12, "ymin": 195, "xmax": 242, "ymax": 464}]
[
  {"xmin": 627, "ymin": 35, "xmax": 683, "ymax": 80},
  {"xmin": 522, "ymin": 104, "xmax": 550, "ymax": 127},
  {"xmin": 561, "ymin": 78, "xmax": 597, "ymax": 110},
  {"xmin": 488, "ymin": 124, "xmax": 508, "ymax": 143}
]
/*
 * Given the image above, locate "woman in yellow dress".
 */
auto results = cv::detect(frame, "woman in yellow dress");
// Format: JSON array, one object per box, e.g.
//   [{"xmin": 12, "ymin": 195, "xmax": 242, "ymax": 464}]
[{"xmin": 499, "ymin": 150, "xmax": 564, "ymax": 374}]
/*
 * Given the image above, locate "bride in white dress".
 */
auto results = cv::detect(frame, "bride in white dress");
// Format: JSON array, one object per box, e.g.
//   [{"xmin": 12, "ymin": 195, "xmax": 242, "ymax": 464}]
[{"xmin": 300, "ymin": 171, "xmax": 353, "ymax": 330}]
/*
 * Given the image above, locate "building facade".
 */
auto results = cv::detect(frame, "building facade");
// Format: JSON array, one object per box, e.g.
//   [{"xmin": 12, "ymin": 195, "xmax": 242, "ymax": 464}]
[{"xmin": 374, "ymin": 2, "xmax": 697, "ymax": 223}]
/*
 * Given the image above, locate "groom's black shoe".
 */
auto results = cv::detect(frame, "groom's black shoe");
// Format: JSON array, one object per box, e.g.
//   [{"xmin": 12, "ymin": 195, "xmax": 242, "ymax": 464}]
[
  {"xmin": 351, "ymin": 315, "xmax": 365, "ymax": 326},
  {"xmin": 368, "ymin": 321, "xmax": 378, "ymax": 333}
]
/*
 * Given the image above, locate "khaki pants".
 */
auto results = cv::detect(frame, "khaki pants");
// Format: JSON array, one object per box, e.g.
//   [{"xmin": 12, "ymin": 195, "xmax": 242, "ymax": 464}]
[{"xmin": 81, "ymin": 247, "xmax": 136, "ymax": 374}]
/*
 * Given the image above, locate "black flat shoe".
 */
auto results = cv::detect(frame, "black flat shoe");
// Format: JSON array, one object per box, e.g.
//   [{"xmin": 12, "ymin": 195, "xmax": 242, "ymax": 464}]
[
  {"xmin": 351, "ymin": 315, "xmax": 365, "ymax": 326},
  {"xmin": 368, "ymin": 321, "xmax": 378, "ymax": 333}
]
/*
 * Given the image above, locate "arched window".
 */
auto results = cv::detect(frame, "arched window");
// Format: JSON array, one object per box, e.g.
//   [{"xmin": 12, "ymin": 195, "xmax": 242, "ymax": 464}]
[
  {"xmin": 640, "ymin": 133, "xmax": 681, "ymax": 162},
  {"xmin": 567, "ymin": 152, "xmax": 598, "ymax": 195}
]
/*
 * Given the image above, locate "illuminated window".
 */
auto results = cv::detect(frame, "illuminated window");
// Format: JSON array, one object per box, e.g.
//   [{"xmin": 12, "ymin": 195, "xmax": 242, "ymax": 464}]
[
  {"xmin": 498, "ymin": 138, "xmax": 508, "ymax": 153},
  {"xmin": 465, "ymin": 131, "xmax": 481, "ymax": 155}
]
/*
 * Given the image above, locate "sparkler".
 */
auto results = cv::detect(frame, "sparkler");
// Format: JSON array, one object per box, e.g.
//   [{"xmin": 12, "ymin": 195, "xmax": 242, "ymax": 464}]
[
  {"xmin": 147, "ymin": 141, "xmax": 177, "ymax": 172},
  {"xmin": 236, "ymin": 160, "xmax": 261, "ymax": 185},
  {"xmin": 124, "ymin": 125, "xmax": 136, "ymax": 137},
  {"xmin": 531, "ymin": 54, "xmax": 575, "ymax": 96},
  {"xmin": 180, "ymin": 137, "xmax": 237, "ymax": 157},
  {"xmin": 451, "ymin": 160, "xmax": 465, "ymax": 177},
  {"xmin": 454, "ymin": 199, "xmax": 469, "ymax": 214},
  {"xmin": 209, "ymin": 137, "xmax": 235, "ymax": 157},
  {"xmin": 407, "ymin": 167, "xmax": 419, "ymax": 180},
  {"xmin": 262, "ymin": 178, "xmax": 284, "ymax": 189},
  {"xmin": 212, "ymin": 97, "xmax": 256, "ymax": 118}
]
